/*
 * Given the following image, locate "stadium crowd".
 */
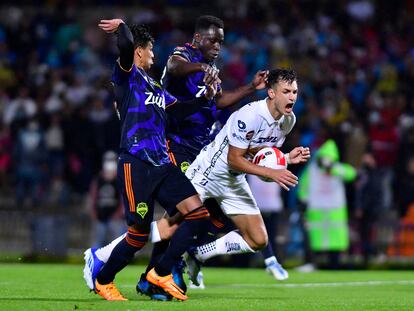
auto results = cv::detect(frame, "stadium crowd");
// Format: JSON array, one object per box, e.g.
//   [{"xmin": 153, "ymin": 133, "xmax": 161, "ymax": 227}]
[{"xmin": 0, "ymin": 0, "xmax": 413, "ymax": 263}]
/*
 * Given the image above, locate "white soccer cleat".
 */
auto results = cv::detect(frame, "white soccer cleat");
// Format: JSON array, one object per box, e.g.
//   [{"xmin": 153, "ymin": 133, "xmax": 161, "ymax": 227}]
[
  {"xmin": 83, "ymin": 248, "xmax": 105, "ymax": 291},
  {"xmin": 183, "ymin": 249, "xmax": 202, "ymax": 286},
  {"xmin": 188, "ymin": 271, "xmax": 205, "ymax": 289},
  {"xmin": 295, "ymin": 263, "xmax": 316, "ymax": 273},
  {"xmin": 266, "ymin": 261, "xmax": 289, "ymax": 281}
]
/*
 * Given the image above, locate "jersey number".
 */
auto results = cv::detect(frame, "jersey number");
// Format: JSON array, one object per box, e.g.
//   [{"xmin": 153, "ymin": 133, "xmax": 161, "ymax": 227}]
[{"xmin": 196, "ymin": 86, "xmax": 206, "ymax": 98}]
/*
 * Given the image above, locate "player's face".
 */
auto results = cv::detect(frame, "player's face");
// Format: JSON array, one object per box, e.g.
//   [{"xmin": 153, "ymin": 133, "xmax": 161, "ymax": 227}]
[
  {"xmin": 197, "ymin": 25, "xmax": 224, "ymax": 62},
  {"xmin": 139, "ymin": 41, "xmax": 154, "ymax": 70},
  {"xmin": 270, "ymin": 80, "xmax": 298, "ymax": 115}
]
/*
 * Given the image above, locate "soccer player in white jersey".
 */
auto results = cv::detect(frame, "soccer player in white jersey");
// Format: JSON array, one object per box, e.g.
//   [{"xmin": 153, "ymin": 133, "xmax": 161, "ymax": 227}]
[{"xmin": 183, "ymin": 68, "xmax": 310, "ymax": 285}]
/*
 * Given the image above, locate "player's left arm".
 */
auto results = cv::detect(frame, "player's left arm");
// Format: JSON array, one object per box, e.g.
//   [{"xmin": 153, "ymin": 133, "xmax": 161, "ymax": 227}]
[
  {"xmin": 216, "ymin": 70, "xmax": 268, "ymax": 109},
  {"xmin": 165, "ymin": 82, "xmax": 218, "ymax": 120}
]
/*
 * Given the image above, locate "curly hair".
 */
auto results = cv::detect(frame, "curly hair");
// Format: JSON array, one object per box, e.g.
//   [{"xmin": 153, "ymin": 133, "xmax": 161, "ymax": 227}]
[
  {"xmin": 195, "ymin": 15, "xmax": 224, "ymax": 33},
  {"xmin": 127, "ymin": 24, "xmax": 155, "ymax": 48},
  {"xmin": 266, "ymin": 68, "xmax": 297, "ymax": 88}
]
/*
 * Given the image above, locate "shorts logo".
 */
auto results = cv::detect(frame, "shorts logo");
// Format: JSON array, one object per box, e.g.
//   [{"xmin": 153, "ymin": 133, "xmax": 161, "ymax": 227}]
[
  {"xmin": 238, "ymin": 120, "xmax": 246, "ymax": 130},
  {"xmin": 136, "ymin": 202, "xmax": 148, "ymax": 219},
  {"xmin": 180, "ymin": 161, "xmax": 190, "ymax": 173}
]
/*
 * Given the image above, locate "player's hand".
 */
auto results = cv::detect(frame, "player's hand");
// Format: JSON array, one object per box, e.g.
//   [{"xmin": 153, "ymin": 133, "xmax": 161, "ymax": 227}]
[
  {"xmin": 268, "ymin": 168, "xmax": 298, "ymax": 191},
  {"xmin": 98, "ymin": 19, "xmax": 125, "ymax": 33},
  {"xmin": 201, "ymin": 64, "xmax": 220, "ymax": 86},
  {"xmin": 250, "ymin": 70, "xmax": 269, "ymax": 90},
  {"xmin": 288, "ymin": 147, "xmax": 311, "ymax": 164},
  {"xmin": 204, "ymin": 80, "xmax": 220, "ymax": 100}
]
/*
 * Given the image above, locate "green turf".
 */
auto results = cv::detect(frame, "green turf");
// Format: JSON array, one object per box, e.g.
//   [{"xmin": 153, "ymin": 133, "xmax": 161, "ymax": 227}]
[{"xmin": 0, "ymin": 263, "xmax": 413, "ymax": 311}]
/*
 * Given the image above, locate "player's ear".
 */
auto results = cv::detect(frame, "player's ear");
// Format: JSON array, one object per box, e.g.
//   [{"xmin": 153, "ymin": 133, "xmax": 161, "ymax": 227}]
[
  {"xmin": 193, "ymin": 33, "xmax": 201, "ymax": 43},
  {"xmin": 135, "ymin": 46, "xmax": 142, "ymax": 58},
  {"xmin": 268, "ymin": 88, "xmax": 275, "ymax": 99}
]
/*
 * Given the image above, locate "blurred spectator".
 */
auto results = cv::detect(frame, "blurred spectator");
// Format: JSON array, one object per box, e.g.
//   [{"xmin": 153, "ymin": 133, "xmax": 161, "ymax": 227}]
[
  {"xmin": 13, "ymin": 118, "xmax": 48, "ymax": 207},
  {"xmin": 297, "ymin": 140, "xmax": 357, "ymax": 270},
  {"xmin": 354, "ymin": 153, "xmax": 382, "ymax": 266},
  {"xmin": 0, "ymin": 120, "xmax": 12, "ymax": 191},
  {"xmin": 88, "ymin": 151, "xmax": 124, "ymax": 248}
]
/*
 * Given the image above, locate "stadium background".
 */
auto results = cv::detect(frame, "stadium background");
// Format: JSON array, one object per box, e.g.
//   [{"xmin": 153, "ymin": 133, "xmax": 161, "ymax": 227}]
[{"xmin": 0, "ymin": 0, "xmax": 413, "ymax": 269}]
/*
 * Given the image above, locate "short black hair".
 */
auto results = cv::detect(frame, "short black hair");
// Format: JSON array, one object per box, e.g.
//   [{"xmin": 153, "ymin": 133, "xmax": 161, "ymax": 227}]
[
  {"xmin": 128, "ymin": 24, "xmax": 154, "ymax": 49},
  {"xmin": 195, "ymin": 15, "xmax": 224, "ymax": 33},
  {"xmin": 266, "ymin": 68, "xmax": 297, "ymax": 88}
]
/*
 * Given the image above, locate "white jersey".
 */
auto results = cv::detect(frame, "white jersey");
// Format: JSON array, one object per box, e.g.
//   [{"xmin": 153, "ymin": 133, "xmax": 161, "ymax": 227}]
[{"xmin": 186, "ymin": 98, "xmax": 295, "ymax": 215}]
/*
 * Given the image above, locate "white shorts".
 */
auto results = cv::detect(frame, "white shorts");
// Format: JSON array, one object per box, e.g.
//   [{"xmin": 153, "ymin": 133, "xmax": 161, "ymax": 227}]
[{"xmin": 186, "ymin": 167, "xmax": 260, "ymax": 216}]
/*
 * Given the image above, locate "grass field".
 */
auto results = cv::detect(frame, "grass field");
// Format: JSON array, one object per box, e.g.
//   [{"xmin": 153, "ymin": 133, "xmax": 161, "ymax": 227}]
[{"xmin": 0, "ymin": 263, "xmax": 414, "ymax": 311}]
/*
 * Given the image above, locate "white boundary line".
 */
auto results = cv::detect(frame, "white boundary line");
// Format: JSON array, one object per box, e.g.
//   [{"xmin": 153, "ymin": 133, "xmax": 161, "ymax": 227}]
[
  {"xmin": 211, "ymin": 280, "xmax": 414, "ymax": 288},
  {"xmin": 123, "ymin": 280, "xmax": 414, "ymax": 289}
]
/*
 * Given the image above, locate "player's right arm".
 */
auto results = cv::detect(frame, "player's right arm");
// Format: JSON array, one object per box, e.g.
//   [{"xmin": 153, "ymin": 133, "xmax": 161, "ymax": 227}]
[
  {"xmin": 227, "ymin": 145, "xmax": 298, "ymax": 191},
  {"xmin": 167, "ymin": 55, "xmax": 219, "ymax": 85},
  {"xmin": 99, "ymin": 19, "xmax": 134, "ymax": 71}
]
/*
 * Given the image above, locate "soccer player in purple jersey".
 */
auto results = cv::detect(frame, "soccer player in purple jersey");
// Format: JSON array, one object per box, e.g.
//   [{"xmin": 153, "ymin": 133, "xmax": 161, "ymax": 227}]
[
  {"xmin": 90, "ymin": 18, "xmax": 219, "ymax": 301},
  {"xmin": 83, "ymin": 16, "xmax": 287, "ymax": 300}
]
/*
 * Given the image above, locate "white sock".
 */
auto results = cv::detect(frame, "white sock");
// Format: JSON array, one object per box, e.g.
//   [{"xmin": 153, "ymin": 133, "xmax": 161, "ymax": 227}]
[
  {"xmin": 94, "ymin": 233, "xmax": 126, "ymax": 262},
  {"xmin": 196, "ymin": 231, "xmax": 254, "ymax": 262},
  {"xmin": 264, "ymin": 256, "xmax": 279, "ymax": 266},
  {"xmin": 150, "ymin": 221, "xmax": 161, "ymax": 243}
]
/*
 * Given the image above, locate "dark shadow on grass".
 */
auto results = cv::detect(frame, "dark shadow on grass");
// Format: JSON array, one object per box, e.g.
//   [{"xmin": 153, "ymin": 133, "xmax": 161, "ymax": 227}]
[{"xmin": 0, "ymin": 297, "xmax": 98, "ymax": 302}]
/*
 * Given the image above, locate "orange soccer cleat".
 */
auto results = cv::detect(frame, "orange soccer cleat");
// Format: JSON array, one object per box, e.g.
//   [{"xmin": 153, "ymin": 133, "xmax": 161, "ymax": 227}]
[
  {"xmin": 146, "ymin": 268, "xmax": 188, "ymax": 301},
  {"xmin": 94, "ymin": 279, "xmax": 128, "ymax": 301}
]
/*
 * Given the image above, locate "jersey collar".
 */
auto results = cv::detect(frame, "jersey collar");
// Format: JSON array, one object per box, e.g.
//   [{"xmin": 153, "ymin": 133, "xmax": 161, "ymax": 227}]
[{"xmin": 259, "ymin": 98, "xmax": 284, "ymax": 125}]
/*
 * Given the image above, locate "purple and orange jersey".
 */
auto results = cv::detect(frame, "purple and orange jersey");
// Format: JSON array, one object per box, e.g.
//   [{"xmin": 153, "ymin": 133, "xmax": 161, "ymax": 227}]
[
  {"xmin": 162, "ymin": 43, "xmax": 222, "ymax": 157},
  {"xmin": 112, "ymin": 61, "xmax": 176, "ymax": 166}
]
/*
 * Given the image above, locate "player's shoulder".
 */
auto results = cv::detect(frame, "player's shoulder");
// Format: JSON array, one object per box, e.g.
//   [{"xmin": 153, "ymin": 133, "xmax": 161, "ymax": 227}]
[
  {"xmin": 171, "ymin": 43, "xmax": 194, "ymax": 58},
  {"xmin": 238, "ymin": 99, "xmax": 267, "ymax": 121},
  {"xmin": 280, "ymin": 112, "xmax": 296, "ymax": 134}
]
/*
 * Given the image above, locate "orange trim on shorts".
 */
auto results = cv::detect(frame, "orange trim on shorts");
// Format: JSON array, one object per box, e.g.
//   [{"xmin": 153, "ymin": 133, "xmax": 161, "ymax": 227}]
[
  {"xmin": 127, "ymin": 229, "xmax": 149, "ymax": 237},
  {"xmin": 125, "ymin": 235, "xmax": 146, "ymax": 248},
  {"xmin": 184, "ymin": 208, "xmax": 210, "ymax": 220},
  {"xmin": 211, "ymin": 218, "xmax": 225, "ymax": 228},
  {"xmin": 123, "ymin": 163, "xmax": 135, "ymax": 213},
  {"xmin": 166, "ymin": 139, "xmax": 177, "ymax": 166}
]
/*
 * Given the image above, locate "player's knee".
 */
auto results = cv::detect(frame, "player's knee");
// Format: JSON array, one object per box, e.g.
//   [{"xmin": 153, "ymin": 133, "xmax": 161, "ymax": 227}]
[
  {"xmin": 126, "ymin": 225, "xmax": 150, "ymax": 249},
  {"xmin": 249, "ymin": 234, "xmax": 268, "ymax": 251}
]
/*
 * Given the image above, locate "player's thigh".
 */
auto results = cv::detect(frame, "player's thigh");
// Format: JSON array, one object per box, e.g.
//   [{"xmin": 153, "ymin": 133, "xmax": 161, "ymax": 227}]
[
  {"xmin": 117, "ymin": 153, "xmax": 155, "ymax": 230},
  {"xmin": 156, "ymin": 163, "xmax": 202, "ymax": 215},
  {"xmin": 230, "ymin": 213, "xmax": 268, "ymax": 249}
]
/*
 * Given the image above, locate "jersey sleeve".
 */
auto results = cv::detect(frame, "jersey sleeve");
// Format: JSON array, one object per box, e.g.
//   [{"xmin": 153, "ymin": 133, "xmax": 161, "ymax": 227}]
[
  {"xmin": 111, "ymin": 59, "xmax": 134, "ymax": 86},
  {"xmin": 281, "ymin": 113, "xmax": 296, "ymax": 135},
  {"xmin": 275, "ymin": 113, "xmax": 296, "ymax": 148},
  {"xmin": 164, "ymin": 89, "xmax": 177, "ymax": 108},
  {"xmin": 227, "ymin": 107, "xmax": 258, "ymax": 149},
  {"xmin": 171, "ymin": 46, "xmax": 192, "ymax": 62}
]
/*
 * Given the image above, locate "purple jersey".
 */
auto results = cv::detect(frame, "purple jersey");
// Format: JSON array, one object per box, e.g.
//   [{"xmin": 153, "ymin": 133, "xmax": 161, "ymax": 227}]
[
  {"xmin": 112, "ymin": 61, "xmax": 176, "ymax": 166},
  {"xmin": 162, "ymin": 43, "xmax": 222, "ymax": 156}
]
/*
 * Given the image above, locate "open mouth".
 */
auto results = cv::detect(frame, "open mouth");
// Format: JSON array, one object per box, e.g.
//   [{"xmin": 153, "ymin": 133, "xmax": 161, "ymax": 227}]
[{"xmin": 286, "ymin": 103, "xmax": 294, "ymax": 109}]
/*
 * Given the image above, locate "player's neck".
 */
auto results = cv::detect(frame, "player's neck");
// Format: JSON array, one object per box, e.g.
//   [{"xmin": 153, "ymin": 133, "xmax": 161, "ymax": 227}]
[
  {"xmin": 266, "ymin": 98, "xmax": 283, "ymax": 121},
  {"xmin": 134, "ymin": 56, "xmax": 146, "ymax": 71}
]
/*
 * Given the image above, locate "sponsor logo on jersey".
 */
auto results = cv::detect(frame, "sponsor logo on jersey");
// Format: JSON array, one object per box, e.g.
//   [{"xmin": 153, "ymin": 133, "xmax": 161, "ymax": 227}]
[
  {"xmin": 238, "ymin": 120, "xmax": 246, "ymax": 130},
  {"xmin": 255, "ymin": 136, "xmax": 279, "ymax": 143},
  {"xmin": 144, "ymin": 92, "xmax": 165, "ymax": 109},
  {"xmin": 136, "ymin": 202, "xmax": 148, "ymax": 219}
]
